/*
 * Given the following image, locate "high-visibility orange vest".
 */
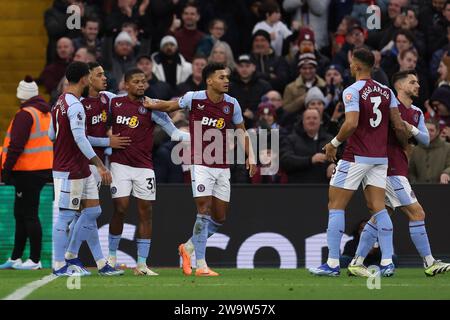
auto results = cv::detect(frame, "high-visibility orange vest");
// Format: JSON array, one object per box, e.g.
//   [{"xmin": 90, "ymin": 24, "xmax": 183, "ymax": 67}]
[{"xmin": 1, "ymin": 106, "xmax": 53, "ymax": 171}]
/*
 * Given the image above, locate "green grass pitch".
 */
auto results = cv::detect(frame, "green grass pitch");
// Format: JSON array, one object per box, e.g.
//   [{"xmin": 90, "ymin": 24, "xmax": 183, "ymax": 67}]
[{"xmin": 1, "ymin": 268, "xmax": 449, "ymax": 300}]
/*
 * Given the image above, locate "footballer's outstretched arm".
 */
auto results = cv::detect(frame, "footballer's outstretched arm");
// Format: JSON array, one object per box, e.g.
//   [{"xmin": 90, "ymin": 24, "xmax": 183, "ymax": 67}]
[
  {"xmin": 151, "ymin": 111, "xmax": 190, "ymax": 142},
  {"xmin": 143, "ymin": 98, "xmax": 181, "ymax": 113}
]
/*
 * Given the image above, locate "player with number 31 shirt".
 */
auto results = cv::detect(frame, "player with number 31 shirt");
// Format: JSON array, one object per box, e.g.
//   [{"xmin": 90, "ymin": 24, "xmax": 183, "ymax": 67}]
[
  {"xmin": 107, "ymin": 68, "xmax": 189, "ymax": 276},
  {"xmin": 309, "ymin": 48, "xmax": 408, "ymax": 278}
]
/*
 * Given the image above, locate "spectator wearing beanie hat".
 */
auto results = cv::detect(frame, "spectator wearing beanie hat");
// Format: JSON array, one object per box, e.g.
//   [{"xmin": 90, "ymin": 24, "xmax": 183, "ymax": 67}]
[
  {"xmin": 250, "ymin": 29, "xmax": 290, "ymax": 93},
  {"xmin": 102, "ymin": 30, "xmax": 152, "ymax": 87},
  {"xmin": 286, "ymin": 27, "xmax": 330, "ymax": 80},
  {"xmin": 0, "ymin": 76, "xmax": 52, "ymax": 270},
  {"xmin": 283, "ymin": 53, "xmax": 326, "ymax": 114},
  {"xmin": 323, "ymin": 64, "xmax": 344, "ymax": 106},
  {"xmin": 427, "ymin": 85, "xmax": 450, "ymax": 134},
  {"xmin": 256, "ymin": 102, "xmax": 279, "ymax": 130},
  {"xmin": 304, "ymin": 86, "xmax": 341, "ymax": 136},
  {"xmin": 151, "ymin": 35, "xmax": 192, "ymax": 90}
]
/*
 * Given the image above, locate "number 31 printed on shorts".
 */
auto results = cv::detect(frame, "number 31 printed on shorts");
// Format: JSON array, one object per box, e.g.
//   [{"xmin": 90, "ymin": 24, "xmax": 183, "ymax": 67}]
[{"xmin": 146, "ymin": 177, "xmax": 155, "ymax": 193}]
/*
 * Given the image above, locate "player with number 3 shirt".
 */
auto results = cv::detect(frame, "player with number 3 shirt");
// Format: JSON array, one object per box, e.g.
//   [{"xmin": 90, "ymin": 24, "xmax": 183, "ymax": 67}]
[{"xmin": 309, "ymin": 48, "xmax": 408, "ymax": 278}]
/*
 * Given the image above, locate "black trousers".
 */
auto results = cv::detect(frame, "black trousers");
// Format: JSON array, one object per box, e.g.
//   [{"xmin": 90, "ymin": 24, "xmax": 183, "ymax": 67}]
[{"xmin": 10, "ymin": 171, "xmax": 49, "ymax": 263}]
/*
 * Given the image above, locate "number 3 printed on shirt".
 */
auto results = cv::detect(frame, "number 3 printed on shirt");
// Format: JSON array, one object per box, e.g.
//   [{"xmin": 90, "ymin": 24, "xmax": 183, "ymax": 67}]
[{"xmin": 370, "ymin": 96, "xmax": 382, "ymax": 128}]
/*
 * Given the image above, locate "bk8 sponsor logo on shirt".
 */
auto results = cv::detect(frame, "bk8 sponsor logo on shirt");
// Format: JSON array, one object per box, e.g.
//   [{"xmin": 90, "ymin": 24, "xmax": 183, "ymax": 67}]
[
  {"xmin": 116, "ymin": 115, "xmax": 140, "ymax": 128},
  {"xmin": 92, "ymin": 110, "xmax": 108, "ymax": 125},
  {"xmin": 201, "ymin": 116, "xmax": 225, "ymax": 129}
]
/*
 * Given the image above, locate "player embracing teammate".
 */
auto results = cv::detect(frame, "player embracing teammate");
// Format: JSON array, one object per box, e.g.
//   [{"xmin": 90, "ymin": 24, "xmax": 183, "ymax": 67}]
[
  {"xmin": 347, "ymin": 70, "xmax": 450, "ymax": 277},
  {"xmin": 309, "ymin": 48, "xmax": 408, "ymax": 277},
  {"xmin": 143, "ymin": 63, "xmax": 256, "ymax": 276}
]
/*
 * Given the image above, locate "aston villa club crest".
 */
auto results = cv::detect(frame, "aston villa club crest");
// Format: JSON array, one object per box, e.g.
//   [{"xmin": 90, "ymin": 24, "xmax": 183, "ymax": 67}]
[
  {"xmin": 223, "ymin": 105, "xmax": 230, "ymax": 114},
  {"xmin": 138, "ymin": 106, "xmax": 148, "ymax": 115},
  {"xmin": 197, "ymin": 184, "xmax": 205, "ymax": 192},
  {"xmin": 100, "ymin": 95, "xmax": 107, "ymax": 104}
]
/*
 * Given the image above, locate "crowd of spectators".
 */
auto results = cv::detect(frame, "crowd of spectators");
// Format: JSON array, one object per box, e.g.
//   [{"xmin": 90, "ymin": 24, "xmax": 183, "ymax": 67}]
[{"xmin": 39, "ymin": 0, "xmax": 450, "ymax": 184}]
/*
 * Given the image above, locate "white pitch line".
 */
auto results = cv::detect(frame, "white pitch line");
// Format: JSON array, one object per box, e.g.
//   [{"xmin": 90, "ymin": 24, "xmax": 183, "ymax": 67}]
[{"xmin": 3, "ymin": 274, "xmax": 57, "ymax": 300}]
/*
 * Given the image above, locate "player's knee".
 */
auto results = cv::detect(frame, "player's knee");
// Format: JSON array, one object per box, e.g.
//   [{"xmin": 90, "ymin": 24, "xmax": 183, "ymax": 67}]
[
  {"xmin": 410, "ymin": 210, "xmax": 426, "ymax": 221},
  {"xmin": 114, "ymin": 205, "xmax": 128, "ymax": 217},
  {"xmin": 138, "ymin": 208, "xmax": 152, "ymax": 223},
  {"xmin": 197, "ymin": 203, "xmax": 211, "ymax": 215},
  {"xmin": 367, "ymin": 201, "xmax": 384, "ymax": 214}
]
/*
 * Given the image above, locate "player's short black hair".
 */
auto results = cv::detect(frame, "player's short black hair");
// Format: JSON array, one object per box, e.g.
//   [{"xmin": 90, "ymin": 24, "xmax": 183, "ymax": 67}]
[
  {"xmin": 65, "ymin": 61, "xmax": 90, "ymax": 84},
  {"xmin": 87, "ymin": 62, "xmax": 101, "ymax": 71},
  {"xmin": 124, "ymin": 68, "xmax": 145, "ymax": 82},
  {"xmin": 202, "ymin": 63, "xmax": 227, "ymax": 82},
  {"xmin": 392, "ymin": 69, "xmax": 418, "ymax": 85},
  {"xmin": 352, "ymin": 48, "xmax": 375, "ymax": 69}
]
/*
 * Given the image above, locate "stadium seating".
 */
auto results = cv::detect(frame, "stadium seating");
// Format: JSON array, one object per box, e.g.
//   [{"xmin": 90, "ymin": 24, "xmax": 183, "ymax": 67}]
[{"xmin": 0, "ymin": 0, "xmax": 51, "ymax": 142}]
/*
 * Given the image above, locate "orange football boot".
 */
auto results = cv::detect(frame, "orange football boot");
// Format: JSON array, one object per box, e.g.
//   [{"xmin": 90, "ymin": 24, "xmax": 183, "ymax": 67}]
[
  {"xmin": 178, "ymin": 243, "xmax": 192, "ymax": 276},
  {"xmin": 195, "ymin": 267, "xmax": 219, "ymax": 277}
]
